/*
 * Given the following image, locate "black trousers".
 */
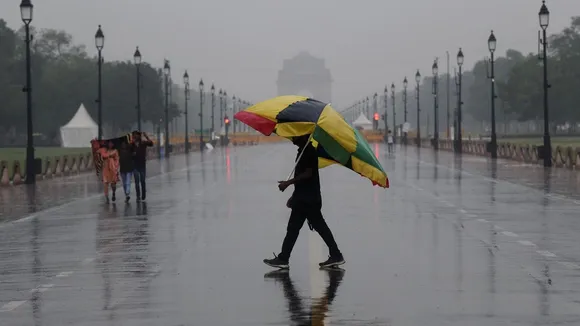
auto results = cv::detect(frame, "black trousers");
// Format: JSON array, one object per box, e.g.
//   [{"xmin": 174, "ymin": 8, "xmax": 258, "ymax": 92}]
[{"xmin": 279, "ymin": 201, "xmax": 341, "ymax": 261}]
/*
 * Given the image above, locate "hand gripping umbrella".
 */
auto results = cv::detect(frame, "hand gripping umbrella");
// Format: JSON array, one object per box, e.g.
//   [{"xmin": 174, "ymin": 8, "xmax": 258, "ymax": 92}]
[{"xmin": 234, "ymin": 95, "xmax": 389, "ymax": 188}]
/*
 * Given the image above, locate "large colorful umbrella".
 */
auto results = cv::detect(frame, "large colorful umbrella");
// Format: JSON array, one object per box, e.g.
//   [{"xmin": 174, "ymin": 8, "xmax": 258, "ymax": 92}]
[{"xmin": 234, "ymin": 95, "xmax": 389, "ymax": 188}]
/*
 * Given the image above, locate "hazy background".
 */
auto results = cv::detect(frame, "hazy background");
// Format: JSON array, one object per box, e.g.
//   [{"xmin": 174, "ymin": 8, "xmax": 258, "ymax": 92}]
[{"xmin": 1, "ymin": 0, "xmax": 579, "ymax": 108}]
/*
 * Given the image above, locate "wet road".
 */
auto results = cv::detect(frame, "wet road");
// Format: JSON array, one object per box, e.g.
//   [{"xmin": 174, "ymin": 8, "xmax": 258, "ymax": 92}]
[{"xmin": 2, "ymin": 144, "xmax": 580, "ymax": 325}]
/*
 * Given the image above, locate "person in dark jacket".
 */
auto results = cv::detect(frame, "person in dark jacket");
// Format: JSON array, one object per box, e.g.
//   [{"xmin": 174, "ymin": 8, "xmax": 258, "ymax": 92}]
[
  {"xmin": 119, "ymin": 142, "xmax": 134, "ymax": 203},
  {"xmin": 132, "ymin": 131, "xmax": 154, "ymax": 202},
  {"xmin": 263, "ymin": 134, "xmax": 344, "ymax": 269}
]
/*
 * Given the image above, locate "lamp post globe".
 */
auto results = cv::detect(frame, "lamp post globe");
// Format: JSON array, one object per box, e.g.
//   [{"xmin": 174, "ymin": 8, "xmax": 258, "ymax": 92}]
[
  {"xmin": 163, "ymin": 61, "xmax": 170, "ymax": 76},
  {"xmin": 95, "ymin": 25, "xmax": 104, "ymax": 51},
  {"xmin": 415, "ymin": 70, "xmax": 421, "ymax": 83},
  {"xmin": 488, "ymin": 31, "xmax": 497, "ymax": 53},
  {"xmin": 432, "ymin": 61, "xmax": 438, "ymax": 75},
  {"xmin": 539, "ymin": 0, "xmax": 549, "ymax": 29},
  {"xmin": 183, "ymin": 71, "xmax": 189, "ymax": 85},
  {"xmin": 133, "ymin": 47, "xmax": 142, "ymax": 65},
  {"xmin": 20, "ymin": 0, "xmax": 33, "ymax": 24},
  {"xmin": 457, "ymin": 48, "xmax": 464, "ymax": 66}
]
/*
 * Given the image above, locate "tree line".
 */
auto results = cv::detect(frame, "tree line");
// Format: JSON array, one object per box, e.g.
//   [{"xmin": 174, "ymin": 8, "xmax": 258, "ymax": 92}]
[{"xmin": 0, "ymin": 20, "xmax": 183, "ymax": 146}]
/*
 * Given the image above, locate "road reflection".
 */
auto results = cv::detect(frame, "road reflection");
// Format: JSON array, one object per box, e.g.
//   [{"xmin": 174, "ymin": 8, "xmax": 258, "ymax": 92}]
[{"xmin": 264, "ymin": 268, "xmax": 345, "ymax": 325}]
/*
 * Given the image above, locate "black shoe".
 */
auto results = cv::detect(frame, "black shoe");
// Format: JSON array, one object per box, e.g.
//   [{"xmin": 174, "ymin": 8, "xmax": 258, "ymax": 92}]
[
  {"xmin": 111, "ymin": 194, "xmax": 116, "ymax": 202},
  {"xmin": 125, "ymin": 196, "xmax": 130, "ymax": 203},
  {"xmin": 136, "ymin": 195, "xmax": 141, "ymax": 202},
  {"xmin": 319, "ymin": 254, "xmax": 345, "ymax": 268},
  {"xmin": 263, "ymin": 253, "xmax": 289, "ymax": 269},
  {"xmin": 141, "ymin": 195, "xmax": 146, "ymax": 202}
]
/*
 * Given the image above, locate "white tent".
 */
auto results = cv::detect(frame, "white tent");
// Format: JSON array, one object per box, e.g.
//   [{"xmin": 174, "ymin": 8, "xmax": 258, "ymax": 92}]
[
  {"xmin": 60, "ymin": 103, "xmax": 98, "ymax": 147},
  {"xmin": 352, "ymin": 113, "xmax": 373, "ymax": 130}
]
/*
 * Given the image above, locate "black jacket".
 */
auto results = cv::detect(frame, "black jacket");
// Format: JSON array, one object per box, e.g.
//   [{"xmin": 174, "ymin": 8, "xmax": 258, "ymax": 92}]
[
  {"xmin": 119, "ymin": 149, "xmax": 134, "ymax": 173},
  {"xmin": 132, "ymin": 140, "xmax": 153, "ymax": 168}
]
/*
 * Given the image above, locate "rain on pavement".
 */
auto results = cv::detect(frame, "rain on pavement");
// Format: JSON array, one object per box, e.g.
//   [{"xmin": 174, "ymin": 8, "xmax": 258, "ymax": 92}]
[{"xmin": 1, "ymin": 143, "xmax": 580, "ymax": 325}]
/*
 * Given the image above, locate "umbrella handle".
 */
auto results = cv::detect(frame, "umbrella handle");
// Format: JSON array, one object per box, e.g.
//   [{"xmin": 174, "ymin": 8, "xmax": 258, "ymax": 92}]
[{"xmin": 285, "ymin": 133, "xmax": 314, "ymax": 181}]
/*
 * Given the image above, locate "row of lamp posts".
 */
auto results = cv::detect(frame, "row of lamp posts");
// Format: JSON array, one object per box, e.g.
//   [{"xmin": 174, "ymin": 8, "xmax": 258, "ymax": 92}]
[
  {"xmin": 345, "ymin": 1, "xmax": 551, "ymax": 167},
  {"xmin": 19, "ymin": 0, "xmax": 252, "ymax": 184}
]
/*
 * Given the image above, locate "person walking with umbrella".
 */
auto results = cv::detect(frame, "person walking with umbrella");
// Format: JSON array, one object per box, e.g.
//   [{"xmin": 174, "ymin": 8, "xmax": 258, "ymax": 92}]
[
  {"xmin": 98, "ymin": 140, "xmax": 120, "ymax": 202},
  {"xmin": 263, "ymin": 134, "xmax": 345, "ymax": 269},
  {"xmin": 234, "ymin": 95, "xmax": 389, "ymax": 269}
]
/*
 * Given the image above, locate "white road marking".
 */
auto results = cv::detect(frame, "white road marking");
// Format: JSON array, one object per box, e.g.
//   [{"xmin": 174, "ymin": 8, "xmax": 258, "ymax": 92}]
[
  {"xmin": 558, "ymin": 261, "xmax": 580, "ymax": 269},
  {"xmin": 467, "ymin": 214, "xmax": 478, "ymax": 218},
  {"xmin": 501, "ymin": 231, "xmax": 518, "ymax": 237},
  {"xmin": 458, "ymin": 209, "xmax": 467, "ymax": 214},
  {"xmin": 537, "ymin": 250, "xmax": 557, "ymax": 258},
  {"xmin": 0, "ymin": 301, "xmax": 26, "ymax": 312},
  {"xmin": 477, "ymin": 218, "xmax": 488, "ymax": 223},
  {"xmin": 56, "ymin": 271, "xmax": 74, "ymax": 278},
  {"xmin": 518, "ymin": 240, "xmax": 536, "ymax": 246},
  {"xmin": 81, "ymin": 258, "xmax": 95, "ymax": 265},
  {"xmin": 494, "ymin": 225, "xmax": 504, "ymax": 231},
  {"xmin": 29, "ymin": 284, "xmax": 54, "ymax": 293}
]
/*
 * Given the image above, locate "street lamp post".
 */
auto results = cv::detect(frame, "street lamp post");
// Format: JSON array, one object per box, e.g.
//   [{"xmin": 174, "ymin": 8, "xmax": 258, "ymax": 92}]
[
  {"xmin": 456, "ymin": 48, "xmax": 464, "ymax": 154},
  {"xmin": 219, "ymin": 89, "xmax": 223, "ymax": 129},
  {"xmin": 133, "ymin": 47, "xmax": 142, "ymax": 131},
  {"xmin": 487, "ymin": 30, "xmax": 498, "ymax": 159},
  {"xmin": 403, "ymin": 77, "xmax": 408, "ymax": 145},
  {"xmin": 163, "ymin": 60, "xmax": 170, "ymax": 157},
  {"xmin": 21, "ymin": 0, "xmax": 35, "ymax": 184},
  {"xmin": 365, "ymin": 97, "xmax": 369, "ymax": 118},
  {"xmin": 432, "ymin": 59, "xmax": 439, "ymax": 150},
  {"xmin": 383, "ymin": 86, "xmax": 388, "ymax": 134},
  {"xmin": 211, "ymin": 84, "xmax": 215, "ymax": 140},
  {"xmin": 232, "ymin": 95, "xmax": 237, "ymax": 133},
  {"xmin": 95, "ymin": 25, "xmax": 104, "ymax": 140},
  {"xmin": 391, "ymin": 83, "xmax": 396, "ymax": 144},
  {"xmin": 373, "ymin": 92, "xmax": 378, "ymax": 130},
  {"xmin": 183, "ymin": 71, "xmax": 190, "ymax": 153},
  {"xmin": 224, "ymin": 91, "xmax": 229, "ymax": 144},
  {"xmin": 199, "ymin": 79, "xmax": 204, "ymax": 151},
  {"xmin": 539, "ymin": 0, "xmax": 551, "ymax": 167},
  {"xmin": 238, "ymin": 98, "xmax": 242, "ymax": 131},
  {"xmin": 415, "ymin": 70, "xmax": 421, "ymax": 147}
]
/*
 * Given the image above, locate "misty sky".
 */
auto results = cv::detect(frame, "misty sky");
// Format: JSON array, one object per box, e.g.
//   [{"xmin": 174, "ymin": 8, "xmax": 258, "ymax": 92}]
[{"xmin": 1, "ymin": 0, "xmax": 579, "ymax": 108}]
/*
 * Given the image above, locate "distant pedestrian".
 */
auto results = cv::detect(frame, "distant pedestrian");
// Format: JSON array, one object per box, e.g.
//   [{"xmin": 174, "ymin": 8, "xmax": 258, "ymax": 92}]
[
  {"xmin": 387, "ymin": 130, "xmax": 394, "ymax": 153},
  {"xmin": 119, "ymin": 142, "xmax": 134, "ymax": 203},
  {"xmin": 98, "ymin": 140, "xmax": 120, "ymax": 202},
  {"xmin": 263, "ymin": 134, "xmax": 344, "ymax": 269},
  {"xmin": 132, "ymin": 131, "xmax": 154, "ymax": 202}
]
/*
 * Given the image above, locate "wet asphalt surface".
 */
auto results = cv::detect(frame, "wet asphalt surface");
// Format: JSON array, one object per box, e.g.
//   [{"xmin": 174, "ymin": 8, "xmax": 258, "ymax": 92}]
[{"xmin": 1, "ymin": 144, "xmax": 580, "ymax": 325}]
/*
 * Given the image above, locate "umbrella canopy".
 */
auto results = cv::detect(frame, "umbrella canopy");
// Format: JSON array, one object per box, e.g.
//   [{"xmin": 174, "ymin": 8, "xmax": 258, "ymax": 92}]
[{"xmin": 234, "ymin": 95, "xmax": 389, "ymax": 188}]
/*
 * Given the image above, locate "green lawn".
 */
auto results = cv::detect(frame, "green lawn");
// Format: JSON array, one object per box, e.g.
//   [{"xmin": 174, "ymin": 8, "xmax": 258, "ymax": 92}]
[
  {"xmin": 0, "ymin": 147, "xmax": 93, "ymax": 178},
  {"xmin": 498, "ymin": 137, "xmax": 580, "ymax": 147}
]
